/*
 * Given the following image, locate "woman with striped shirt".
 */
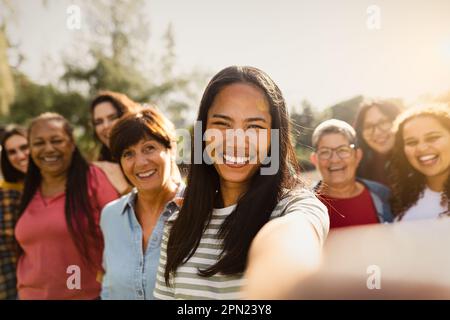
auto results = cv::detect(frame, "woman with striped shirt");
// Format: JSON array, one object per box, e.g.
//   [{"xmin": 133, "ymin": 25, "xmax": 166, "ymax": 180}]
[{"xmin": 154, "ymin": 66, "xmax": 329, "ymax": 300}]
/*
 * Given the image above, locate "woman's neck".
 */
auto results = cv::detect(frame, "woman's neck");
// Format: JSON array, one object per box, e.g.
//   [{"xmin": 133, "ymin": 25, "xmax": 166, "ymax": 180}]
[
  {"xmin": 219, "ymin": 180, "xmax": 249, "ymax": 207},
  {"xmin": 320, "ymin": 181, "xmax": 363, "ymax": 199},
  {"xmin": 41, "ymin": 173, "xmax": 67, "ymax": 196},
  {"xmin": 426, "ymin": 170, "xmax": 449, "ymax": 192},
  {"xmin": 136, "ymin": 180, "xmax": 178, "ymax": 218}
]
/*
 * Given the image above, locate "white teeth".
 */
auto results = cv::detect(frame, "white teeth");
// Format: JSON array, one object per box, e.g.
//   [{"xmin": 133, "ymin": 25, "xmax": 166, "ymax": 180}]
[
  {"xmin": 329, "ymin": 167, "xmax": 345, "ymax": 171},
  {"xmin": 224, "ymin": 154, "xmax": 249, "ymax": 164},
  {"xmin": 43, "ymin": 157, "xmax": 59, "ymax": 162},
  {"xmin": 419, "ymin": 155, "xmax": 437, "ymax": 162},
  {"xmin": 137, "ymin": 170, "xmax": 156, "ymax": 178}
]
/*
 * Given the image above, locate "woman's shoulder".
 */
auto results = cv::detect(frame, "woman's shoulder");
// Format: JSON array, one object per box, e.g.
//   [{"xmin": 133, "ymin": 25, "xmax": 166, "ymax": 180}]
[
  {"xmin": 87, "ymin": 164, "xmax": 117, "ymax": 189},
  {"xmin": 89, "ymin": 163, "xmax": 108, "ymax": 177},
  {"xmin": 0, "ymin": 181, "xmax": 22, "ymax": 203},
  {"xmin": 100, "ymin": 192, "xmax": 133, "ymax": 223},
  {"xmin": 272, "ymin": 187, "xmax": 324, "ymax": 217},
  {"xmin": 271, "ymin": 186, "xmax": 330, "ymax": 245},
  {"xmin": 0, "ymin": 180, "xmax": 23, "ymax": 192}
]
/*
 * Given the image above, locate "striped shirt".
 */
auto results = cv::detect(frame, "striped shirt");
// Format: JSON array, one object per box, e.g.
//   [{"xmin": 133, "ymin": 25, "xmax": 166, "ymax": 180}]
[{"xmin": 154, "ymin": 188, "xmax": 329, "ymax": 300}]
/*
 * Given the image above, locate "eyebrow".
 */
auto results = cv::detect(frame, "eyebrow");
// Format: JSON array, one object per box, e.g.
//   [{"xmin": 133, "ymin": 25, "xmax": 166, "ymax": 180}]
[
  {"xmin": 404, "ymin": 131, "xmax": 443, "ymax": 140},
  {"xmin": 94, "ymin": 112, "xmax": 117, "ymax": 120},
  {"xmin": 211, "ymin": 114, "xmax": 267, "ymax": 123},
  {"xmin": 317, "ymin": 144, "xmax": 350, "ymax": 150},
  {"xmin": 31, "ymin": 135, "xmax": 63, "ymax": 141},
  {"xmin": 364, "ymin": 118, "xmax": 389, "ymax": 125}
]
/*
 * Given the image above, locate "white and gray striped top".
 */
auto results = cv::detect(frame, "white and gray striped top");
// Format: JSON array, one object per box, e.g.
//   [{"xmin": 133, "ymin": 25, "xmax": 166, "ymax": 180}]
[{"xmin": 154, "ymin": 188, "xmax": 329, "ymax": 300}]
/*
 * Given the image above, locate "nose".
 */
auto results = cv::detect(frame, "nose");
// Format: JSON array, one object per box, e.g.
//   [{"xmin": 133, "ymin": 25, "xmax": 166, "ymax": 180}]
[
  {"xmin": 225, "ymin": 128, "xmax": 250, "ymax": 155},
  {"xmin": 416, "ymin": 141, "xmax": 430, "ymax": 153},
  {"xmin": 135, "ymin": 152, "xmax": 151, "ymax": 168},
  {"xmin": 17, "ymin": 149, "xmax": 28, "ymax": 160},
  {"xmin": 43, "ymin": 141, "xmax": 57, "ymax": 153},
  {"xmin": 100, "ymin": 119, "xmax": 113, "ymax": 132}
]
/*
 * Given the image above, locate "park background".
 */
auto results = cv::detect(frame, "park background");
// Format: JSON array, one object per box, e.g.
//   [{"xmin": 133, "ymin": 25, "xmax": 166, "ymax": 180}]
[{"xmin": 1, "ymin": 0, "xmax": 449, "ymax": 170}]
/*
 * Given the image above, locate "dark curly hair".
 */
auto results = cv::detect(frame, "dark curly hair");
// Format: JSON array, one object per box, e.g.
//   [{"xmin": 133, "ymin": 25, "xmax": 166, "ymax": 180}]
[{"xmin": 390, "ymin": 104, "xmax": 450, "ymax": 219}]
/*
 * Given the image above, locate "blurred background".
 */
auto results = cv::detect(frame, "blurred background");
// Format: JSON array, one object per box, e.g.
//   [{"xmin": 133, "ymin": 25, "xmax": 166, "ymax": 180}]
[{"xmin": 1, "ymin": 0, "xmax": 449, "ymax": 167}]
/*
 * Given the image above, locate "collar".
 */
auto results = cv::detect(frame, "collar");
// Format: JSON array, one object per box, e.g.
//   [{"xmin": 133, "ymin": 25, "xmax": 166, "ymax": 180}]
[{"xmin": 119, "ymin": 182, "xmax": 185, "ymax": 215}]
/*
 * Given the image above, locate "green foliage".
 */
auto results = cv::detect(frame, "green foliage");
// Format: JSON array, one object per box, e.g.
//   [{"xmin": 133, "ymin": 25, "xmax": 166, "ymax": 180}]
[
  {"xmin": 61, "ymin": 0, "xmax": 205, "ymax": 131},
  {"xmin": 2, "ymin": 72, "xmax": 98, "ymax": 158}
]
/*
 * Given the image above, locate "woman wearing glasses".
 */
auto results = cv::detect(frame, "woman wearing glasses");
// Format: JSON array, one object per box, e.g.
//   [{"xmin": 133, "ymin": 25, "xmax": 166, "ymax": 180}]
[
  {"xmin": 390, "ymin": 104, "xmax": 449, "ymax": 221},
  {"xmin": 311, "ymin": 119, "xmax": 393, "ymax": 229},
  {"xmin": 353, "ymin": 99, "xmax": 402, "ymax": 186}
]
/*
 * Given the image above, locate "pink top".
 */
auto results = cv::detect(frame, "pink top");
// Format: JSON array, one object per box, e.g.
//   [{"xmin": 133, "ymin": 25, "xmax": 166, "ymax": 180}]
[{"xmin": 15, "ymin": 165, "xmax": 119, "ymax": 300}]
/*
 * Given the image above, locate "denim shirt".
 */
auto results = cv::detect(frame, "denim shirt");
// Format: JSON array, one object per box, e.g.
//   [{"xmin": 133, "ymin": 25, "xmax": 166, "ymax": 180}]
[
  {"xmin": 100, "ymin": 183, "xmax": 184, "ymax": 300},
  {"xmin": 358, "ymin": 178, "xmax": 394, "ymax": 223}
]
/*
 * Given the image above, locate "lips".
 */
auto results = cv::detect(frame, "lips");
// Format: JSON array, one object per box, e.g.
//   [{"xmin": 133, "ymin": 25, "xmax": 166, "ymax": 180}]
[
  {"xmin": 136, "ymin": 169, "xmax": 157, "ymax": 179},
  {"xmin": 328, "ymin": 166, "xmax": 346, "ymax": 173},
  {"xmin": 417, "ymin": 154, "xmax": 439, "ymax": 166},
  {"xmin": 40, "ymin": 155, "xmax": 61, "ymax": 164},
  {"xmin": 374, "ymin": 138, "xmax": 388, "ymax": 144},
  {"xmin": 223, "ymin": 154, "xmax": 250, "ymax": 165}
]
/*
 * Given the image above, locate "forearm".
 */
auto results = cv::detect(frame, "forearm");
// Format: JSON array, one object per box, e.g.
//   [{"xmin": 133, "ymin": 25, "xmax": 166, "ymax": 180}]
[{"xmin": 242, "ymin": 215, "xmax": 322, "ymax": 299}]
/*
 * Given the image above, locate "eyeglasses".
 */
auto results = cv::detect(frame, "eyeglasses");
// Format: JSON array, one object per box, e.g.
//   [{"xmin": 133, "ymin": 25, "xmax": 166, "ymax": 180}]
[
  {"xmin": 363, "ymin": 120, "xmax": 393, "ymax": 136},
  {"xmin": 316, "ymin": 144, "xmax": 356, "ymax": 160}
]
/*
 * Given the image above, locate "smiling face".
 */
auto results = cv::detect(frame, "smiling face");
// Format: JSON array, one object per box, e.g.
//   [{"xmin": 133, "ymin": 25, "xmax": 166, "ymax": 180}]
[
  {"xmin": 205, "ymin": 83, "xmax": 272, "ymax": 188},
  {"xmin": 313, "ymin": 133, "xmax": 362, "ymax": 188},
  {"xmin": 93, "ymin": 102, "xmax": 121, "ymax": 148},
  {"xmin": 29, "ymin": 120, "xmax": 75, "ymax": 177},
  {"xmin": 4, "ymin": 134, "xmax": 29, "ymax": 174},
  {"xmin": 403, "ymin": 116, "xmax": 450, "ymax": 185},
  {"xmin": 362, "ymin": 106, "xmax": 395, "ymax": 155},
  {"xmin": 120, "ymin": 137, "xmax": 173, "ymax": 193}
]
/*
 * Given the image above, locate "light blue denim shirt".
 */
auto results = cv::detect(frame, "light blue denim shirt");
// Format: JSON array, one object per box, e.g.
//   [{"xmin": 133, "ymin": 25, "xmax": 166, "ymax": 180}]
[{"xmin": 100, "ymin": 183, "xmax": 184, "ymax": 300}]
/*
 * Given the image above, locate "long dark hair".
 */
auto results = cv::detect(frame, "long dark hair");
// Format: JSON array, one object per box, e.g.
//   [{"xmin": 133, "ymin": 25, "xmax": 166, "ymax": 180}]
[
  {"xmin": 90, "ymin": 90, "xmax": 140, "ymax": 162},
  {"xmin": 19, "ymin": 113, "xmax": 101, "ymax": 267},
  {"xmin": 1, "ymin": 126, "xmax": 27, "ymax": 183},
  {"xmin": 390, "ymin": 104, "xmax": 450, "ymax": 219},
  {"xmin": 353, "ymin": 99, "xmax": 401, "ymax": 179},
  {"xmin": 165, "ymin": 66, "xmax": 302, "ymax": 284}
]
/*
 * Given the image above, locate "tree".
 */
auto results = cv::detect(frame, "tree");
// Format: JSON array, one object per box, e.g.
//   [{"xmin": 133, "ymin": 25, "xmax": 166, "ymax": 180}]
[
  {"xmin": 61, "ymin": 0, "xmax": 204, "ymax": 129},
  {"xmin": 0, "ymin": 0, "xmax": 16, "ymax": 116},
  {"xmin": 290, "ymin": 100, "xmax": 317, "ymax": 171},
  {"xmin": 291, "ymin": 100, "xmax": 315, "ymax": 149}
]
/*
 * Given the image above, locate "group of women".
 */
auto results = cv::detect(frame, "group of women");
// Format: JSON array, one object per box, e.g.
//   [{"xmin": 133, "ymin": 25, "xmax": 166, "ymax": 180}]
[
  {"xmin": 0, "ymin": 66, "xmax": 449, "ymax": 300},
  {"xmin": 354, "ymin": 99, "xmax": 449, "ymax": 220}
]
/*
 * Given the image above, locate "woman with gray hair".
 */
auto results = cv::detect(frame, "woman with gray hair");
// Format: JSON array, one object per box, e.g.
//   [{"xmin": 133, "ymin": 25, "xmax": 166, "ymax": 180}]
[{"xmin": 310, "ymin": 119, "xmax": 393, "ymax": 229}]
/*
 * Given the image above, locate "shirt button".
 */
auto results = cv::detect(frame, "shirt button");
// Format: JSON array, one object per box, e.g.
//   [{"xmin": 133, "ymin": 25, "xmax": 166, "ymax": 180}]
[{"xmin": 137, "ymin": 290, "xmax": 143, "ymax": 296}]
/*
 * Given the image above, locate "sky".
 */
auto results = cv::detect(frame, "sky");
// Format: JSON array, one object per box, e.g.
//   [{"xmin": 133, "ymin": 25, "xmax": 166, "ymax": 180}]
[{"xmin": 5, "ymin": 0, "xmax": 450, "ymax": 110}]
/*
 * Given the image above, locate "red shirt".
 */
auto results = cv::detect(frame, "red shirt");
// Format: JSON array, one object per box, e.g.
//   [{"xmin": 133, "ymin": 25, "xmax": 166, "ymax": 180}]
[
  {"xmin": 15, "ymin": 166, "xmax": 119, "ymax": 300},
  {"xmin": 319, "ymin": 186, "xmax": 379, "ymax": 229}
]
